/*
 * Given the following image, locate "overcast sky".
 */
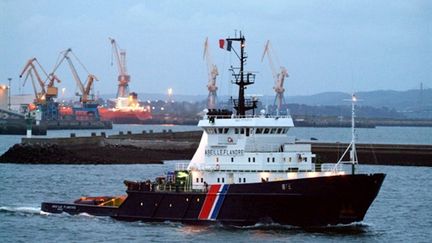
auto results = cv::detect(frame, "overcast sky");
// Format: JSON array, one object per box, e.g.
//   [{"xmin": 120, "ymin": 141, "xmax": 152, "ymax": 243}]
[{"xmin": 1, "ymin": 0, "xmax": 430, "ymax": 99}]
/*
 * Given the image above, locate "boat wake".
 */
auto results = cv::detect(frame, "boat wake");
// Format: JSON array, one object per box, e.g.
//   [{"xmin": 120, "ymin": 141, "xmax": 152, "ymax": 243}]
[
  {"xmin": 0, "ymin": 205, "xmax": 105, "ymax": 219},
  {"xmin": 226, "ymin": 222, "xmax": 371, "ymax": 235},
  {"xmin": 0, "ymin": 206, "xmax": 42, "ymax": 216}
]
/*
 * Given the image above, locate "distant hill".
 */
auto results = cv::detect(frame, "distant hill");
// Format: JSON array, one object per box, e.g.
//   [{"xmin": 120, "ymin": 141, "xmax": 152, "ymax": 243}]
[
  {"xmin": 97, "ymin": 88, "xmax": 431, "ymax": 112},
  {"xmin": 286, "ymin": 89, "xmax": 432, "ymax": 111}
]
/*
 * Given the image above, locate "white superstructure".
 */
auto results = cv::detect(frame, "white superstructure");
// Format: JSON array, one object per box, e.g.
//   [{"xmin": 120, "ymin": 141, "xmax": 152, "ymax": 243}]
[{"xmin": 187, "ymin": 113, "xmax": 330, "ymax": 190}]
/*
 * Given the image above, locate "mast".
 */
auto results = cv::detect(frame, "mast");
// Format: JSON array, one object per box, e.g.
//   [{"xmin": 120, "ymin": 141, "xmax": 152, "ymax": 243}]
[
  {"xmin": 225, "ymin": 32, "xmax": 257, "ymax": 116},
  {"xmin": 333, "ymin": 93, "xmax": 358, "ymax": 174},
  {"xmin": 350, "ymin": 94, "xmax": 358, "ymax": 174}
]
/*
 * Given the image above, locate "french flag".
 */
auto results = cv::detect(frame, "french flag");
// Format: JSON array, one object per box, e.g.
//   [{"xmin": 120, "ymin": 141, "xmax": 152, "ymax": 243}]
[{"xmin": 219, "ymin": 39, "xmax": 232, "ymax": 51}]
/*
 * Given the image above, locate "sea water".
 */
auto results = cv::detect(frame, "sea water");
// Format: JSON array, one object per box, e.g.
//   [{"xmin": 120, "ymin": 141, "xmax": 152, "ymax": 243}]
[
  {"xmin": 0, "ymin": 163, "xmax": 431, "ymax": 242},
  {"xmin": 0, "ymin": 125, "xmax": 431, "ymax": 242}
]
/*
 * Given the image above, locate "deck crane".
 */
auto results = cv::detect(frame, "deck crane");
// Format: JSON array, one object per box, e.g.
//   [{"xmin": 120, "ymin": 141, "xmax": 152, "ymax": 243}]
[
  {"xmin": 20, "ymin": 58, "xmax": 61, "ymax": 102},
  {"xmin": 19, "ymin": 58, "xmax": 49, "ymax": 103},
  {"xmin": 109, "ymin": 38, "xmax": 130, "ymax": 98},
  {"xmin": 261, "ymin": 40, "xmax": 289, "ymax": 115},
  {"xmin": 20, "ymin": 58, "xmax": 62, "ymax": 120},
  {"xmin": 203, "ymin": 37, "xmax": 219, "ymax": 109},
  {"xmin": 22, "ymin": 68, "xmax": 42, "ymax": 104},
  {"xmin": 53, "ymin": 48, "xmax": 98, "ymax": 104}
]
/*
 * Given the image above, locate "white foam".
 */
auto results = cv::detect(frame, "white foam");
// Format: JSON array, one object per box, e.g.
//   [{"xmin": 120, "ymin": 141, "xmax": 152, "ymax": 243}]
[{"xmin": 0, "ymin": 206, "xmax": 41, "ymax": 214}]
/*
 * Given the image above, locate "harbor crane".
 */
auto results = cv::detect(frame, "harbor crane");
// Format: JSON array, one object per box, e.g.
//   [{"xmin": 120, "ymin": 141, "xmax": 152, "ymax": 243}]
[
  {"xmin": 261, "ymin": 40, "xmax": 288, "ymax": 115},
  {"xmin": 19, "ymin": 58, "xmax": 61, "ymax": 103},
  {"xmin": 53, "ymin": 48, "xmax": 98, "ymax": 104},
  {"xmin": 203, "ymin": 37, "xmax": 219, "ymax": 109},
  {"xmin": 109, "ymin": 38, "xmax": 130, "ymax": 98}
]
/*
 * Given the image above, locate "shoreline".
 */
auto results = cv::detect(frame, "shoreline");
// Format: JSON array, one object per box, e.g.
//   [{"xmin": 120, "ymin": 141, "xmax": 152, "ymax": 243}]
[{"xmin": 0, "ymin": 131, "xmax": 430, "ymax": 166}]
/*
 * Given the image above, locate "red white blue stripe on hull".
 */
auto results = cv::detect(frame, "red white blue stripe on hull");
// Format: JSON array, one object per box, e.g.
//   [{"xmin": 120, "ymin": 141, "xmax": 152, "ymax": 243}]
[{"xmin": 198, "ymin": 184, "xmax": 229, "ymax": 220}]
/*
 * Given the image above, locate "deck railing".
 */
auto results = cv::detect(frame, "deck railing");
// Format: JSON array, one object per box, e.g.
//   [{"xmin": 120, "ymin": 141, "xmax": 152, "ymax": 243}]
[{"xmin": 205, "ymin": 114, "xmax": 292, "ymax": 120}]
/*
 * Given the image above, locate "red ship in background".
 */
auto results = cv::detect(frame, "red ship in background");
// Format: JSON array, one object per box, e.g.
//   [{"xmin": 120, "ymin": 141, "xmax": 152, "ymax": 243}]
[{"xmin": 98, "ymin": 38, "xmax": 152, "ymax": 124}]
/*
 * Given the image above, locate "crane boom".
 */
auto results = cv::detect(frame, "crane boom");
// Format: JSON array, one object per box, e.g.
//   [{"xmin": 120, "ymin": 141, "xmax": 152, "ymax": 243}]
[
  {"xmin": 19, "ymin": 58, "xmax": 51, "ymax": 103},
  {"xmin": 203, "ymin": 37, "xmax": 219, "ymax": 109},
  {"xmin": 24, "ymin": 70, "xmax": 40, "ymax": 102},
  {"xmin": 109, "ymin": 38, "xmax": 124, "ymax": 75},
  {"xmin": 109, "ymin": 37, "xmax": 130, "ymax": 98},
  {"xmin": 83, "ymin": 74, "xmax": 98, "ymax": 102},
  {"xmin": 65, "ymin": 55, "xmax": 85, "ymax": 95},
  {"xmin": 261, "ymin": 41, "xmax": 278, "ymax": 81},
  {"xmin": 19, "ymin": 58, "xmax": 47, "ymax": 94},
  {"xmin": 56, "ymin": 48, "xmax": 98, "ymax": 103},
  {"xmin": 261, "ymin": 40, "xmax": 289, "ymax": 115}
]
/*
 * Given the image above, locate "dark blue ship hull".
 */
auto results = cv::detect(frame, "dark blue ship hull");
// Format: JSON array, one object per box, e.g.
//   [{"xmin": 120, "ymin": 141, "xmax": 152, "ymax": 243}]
[{"xmin": 41, "ymin": 173, "xmax": 385, "ymax": 226}]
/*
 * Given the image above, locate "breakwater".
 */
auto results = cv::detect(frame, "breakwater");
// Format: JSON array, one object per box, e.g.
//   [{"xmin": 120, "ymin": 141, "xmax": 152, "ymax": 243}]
[{"xmin": 0, "ymin": 130, "xmax": 430, "ymax": 166}]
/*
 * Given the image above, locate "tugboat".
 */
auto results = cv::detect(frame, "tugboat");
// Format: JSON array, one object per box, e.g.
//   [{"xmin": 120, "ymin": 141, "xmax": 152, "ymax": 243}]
[{"xmin": 41, "ymin": 33, "xmax": 385, "ymax": 226}]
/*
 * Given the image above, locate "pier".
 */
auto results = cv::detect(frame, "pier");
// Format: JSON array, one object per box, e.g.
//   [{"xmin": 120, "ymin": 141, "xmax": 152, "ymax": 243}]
[{"xmin": 0, "ymin": 130, "xmax": 430, "ymax": 166}]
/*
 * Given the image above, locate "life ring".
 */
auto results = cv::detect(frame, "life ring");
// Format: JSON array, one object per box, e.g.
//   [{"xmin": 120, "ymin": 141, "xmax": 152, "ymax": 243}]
[
  {"xmin": 227, "ymin": 137, "xmax": 233, "ymax": 143},
  {"xmin": 215, "ymin": 164, "xmax": 220, "ymax": 170}
]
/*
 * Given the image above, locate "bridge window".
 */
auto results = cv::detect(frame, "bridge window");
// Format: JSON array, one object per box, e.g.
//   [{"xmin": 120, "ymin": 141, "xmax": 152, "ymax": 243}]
[
  {"xmin": 235, "ymin": 128, "xmax": 239, "ymax": 134},
  {"xmin": 264, "ymin": 128, "xmax": 270, "ymax": 134},
  {"xmin": 218, "ymin": 128, "xmax": 223, "ymax": 134},
  {"xmin": 277, "ymin": 128, "xmax": 282, "ymax": 134},
  {"xmin": 256, "ymin": 128, "xmax": 263, "ymax": 134},
  {"xmin": 245, "ymin": 128, "xmax": 250, "ymax": 136},
  {"xmin": 270, "ymin": 128, "xmax": 276, "ymax": 134},
  {"xmin": 240, "ymin": 128, "xmax": 245, "ymax": 134},
  {"xmin": 224, "ymin": 128, "xmax": 229, "ymax": 134}
]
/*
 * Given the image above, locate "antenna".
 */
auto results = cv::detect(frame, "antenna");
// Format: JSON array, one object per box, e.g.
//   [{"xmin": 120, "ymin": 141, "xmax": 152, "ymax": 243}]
[{"xmin": 333, "ymin": 93, "xmax": 359, "ymax": 174}]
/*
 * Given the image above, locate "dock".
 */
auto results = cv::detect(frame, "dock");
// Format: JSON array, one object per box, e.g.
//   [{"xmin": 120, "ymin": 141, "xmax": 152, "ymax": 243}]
[{"xmin": 0, "ymin": 130, "xmax": 430, "ymax": 166}]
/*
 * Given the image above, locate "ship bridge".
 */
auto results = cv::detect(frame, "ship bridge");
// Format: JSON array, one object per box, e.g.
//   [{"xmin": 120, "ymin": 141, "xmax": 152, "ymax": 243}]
[{"xmin": 188, "ymin": 113, "xmax": 315, "ymax": 190}]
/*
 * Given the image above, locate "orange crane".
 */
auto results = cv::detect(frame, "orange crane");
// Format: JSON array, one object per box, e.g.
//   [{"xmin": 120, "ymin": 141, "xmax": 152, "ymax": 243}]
[
  {"xmin": 203, "ymin": 37, "xmax": 219, "ymax": 109},
  {"xmin": 53, "ymin": 48, "xmax": 98, "ymax": 104},
  {"xmin": 261, "ymin": 40, "xmax": 289, "ymax": 115},
  {"xmin": 109, "ymin": 37, "xmax": 130, "ymax": 98},
  {"xmin": 19, "ymin": 58, "xmax": 61, "ymax": 103}
]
